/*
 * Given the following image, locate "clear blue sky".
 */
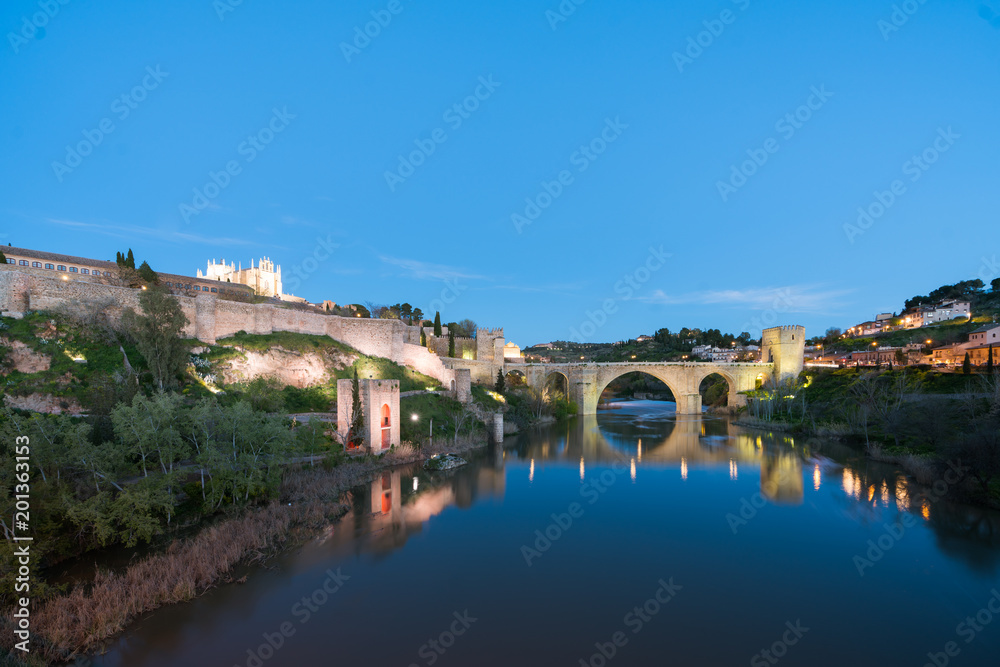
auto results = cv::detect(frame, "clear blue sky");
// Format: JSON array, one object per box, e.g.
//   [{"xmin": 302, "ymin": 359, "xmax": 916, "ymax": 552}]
[{"xmin": 2, "ymin": 0, "xmax": 999, "ymax": 346}]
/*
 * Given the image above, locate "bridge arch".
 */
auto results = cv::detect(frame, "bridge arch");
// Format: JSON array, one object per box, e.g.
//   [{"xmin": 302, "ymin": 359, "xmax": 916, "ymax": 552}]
[
  {"xmin": 595, "ymin": 368, "xmax": 684, "ymax": 409},
  {"xmin": 544, "ymin": 370, "xmax": 569, "ymax": 397}
]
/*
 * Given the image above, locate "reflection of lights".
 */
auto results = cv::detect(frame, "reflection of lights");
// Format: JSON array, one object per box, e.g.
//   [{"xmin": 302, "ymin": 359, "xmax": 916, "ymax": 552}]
[
  {"xmin": 681, "ymin": 457, "xmax": 688, "ymax": 481},
  {"xmin": 729, "ymin": 460, "xmax": 737, "ymax": 481},
  {"xmin": 880, "ymin": 481, "xmax": 889, "ymax": 506},
  {"xmin": 579, "ymin": 458, "xmax": 585, "ymax": 481},
  {"xmin": 842, "ymin": 469, "xmax": 856, "ymax": 499},
  {"xmin": 894, "ymin": 478, "xmax": 909, "ymax": 509},
  {"xmin": 637, "ymin": 439, "xmax": 642, "ymax": 462},
  {"xmin": 868, "ymin": 485, "xmax": 876, "ymax": 503},
  {"xmin": 630, "ymin": 458, "xmax": 636, "ymax": 482},
  {"xmin": 412, "ymin": 476, "xmax": 418, "ymax": 491},
  {"xmin": 529, "ymin": 459, "xmax": 534, "ymax": 483},
  {"xmin": 921, "ymin": 499, "xmax": 931, "ymax": 521},
  {"xmin": 813, "ymin": 464, "xmax": 821, "ymax": 491}
]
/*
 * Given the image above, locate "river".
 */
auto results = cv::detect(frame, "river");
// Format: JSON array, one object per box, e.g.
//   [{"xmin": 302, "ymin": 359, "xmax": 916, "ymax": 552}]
[{"xmin": 91, "ymin": 400, "xmax": 1000, "ymax": 666}]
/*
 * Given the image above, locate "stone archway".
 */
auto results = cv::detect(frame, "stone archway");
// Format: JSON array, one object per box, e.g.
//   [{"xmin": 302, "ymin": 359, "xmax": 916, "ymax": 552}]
[
  {"xmin": 595, "ymin": 369, "xmax": 684, "ymax": 411},
  {"xmin": 544, "ymin": 370, "xmax": 569, "ymax": 397},
  {"xmin": 380, "ymin": 403, "xmax": 391, "ymax": 449}
]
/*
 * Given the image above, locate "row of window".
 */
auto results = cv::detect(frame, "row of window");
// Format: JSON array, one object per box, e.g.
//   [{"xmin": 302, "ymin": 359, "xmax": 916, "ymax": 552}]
[
  {"xmin": 7, "ymin": 257, "xmax": 244, "ymax": 295},
  {"xmin": 8, "ymin": 258, "xmax": 111, "ymax": 275}
]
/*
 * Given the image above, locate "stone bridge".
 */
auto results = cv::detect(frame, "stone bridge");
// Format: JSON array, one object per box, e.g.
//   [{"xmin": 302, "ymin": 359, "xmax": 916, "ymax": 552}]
[
  {"xmin": 505, "ymin": 326, "xmax": 806, "ymax": 415},
  {"xmin": 503, "ymin": 361, "xmax": 772, "ymax": 415}
]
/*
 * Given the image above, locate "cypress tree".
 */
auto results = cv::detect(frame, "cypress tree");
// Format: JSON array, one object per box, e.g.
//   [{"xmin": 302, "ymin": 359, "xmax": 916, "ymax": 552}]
[
  {"xmin": 126, "ymin": 248, "xmax": 135, "ymax": 269},
  {"xmin": 349, "ymin": 368, "xmax": 364, "ymax": 448},
  {"xmin": 420, "ymin": 327, "xmax": 426, "ymax": 346},
  {"xmin": 495, "ymin": 369, "xmax": 506, "ymax": 394},
  {"xmin": 448, "ymin": 328, "xmax": 455, "ymax": 357},
  {"xmin": 988, "ymin": 344, "xmax": 995, "ymax": 375},
  {"xmin": 433, "ymin": 311, "xmax": 442, "ymax": 337},
  {"xmin": 0, "ymin": 250, "xmax": 6, "ymax": 264},
  {"xmin": 963, "ymin": 352, "xmax": 972, "ymax": 375}
]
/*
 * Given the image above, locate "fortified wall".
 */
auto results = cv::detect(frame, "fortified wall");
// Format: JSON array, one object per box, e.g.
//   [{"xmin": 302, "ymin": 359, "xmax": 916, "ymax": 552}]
[{"xmin": 0, "ymin": 266, "xmax": 507, "ymax": 389}]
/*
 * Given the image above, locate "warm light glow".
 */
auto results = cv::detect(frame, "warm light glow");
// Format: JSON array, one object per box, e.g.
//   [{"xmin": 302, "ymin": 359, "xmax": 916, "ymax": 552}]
[
  {"xmin": 637, "ymin": 439, "xmax": 642, "ymax": 462},
  {"xmin": 813, "ymin": 464, "xmax": 821, "ymax": 491},
  {"xmin": 579, "ymin": 458, "xmax": 585, "ymax": 481},
  {"xmin": 921, "ymin": 499, "xmax": 931, "ymax": 521},
  {"xmin": 729, "ymin": 460, "xmax": 737, "ymax": 481},
  {"xmin": 681, "ymin": 457, "xmax": 688, "ymax": 481},
  {"xmin": 462, "ymin": 349, "xmax": 475, "ymax": 360},
  {"xmin": 630, "ymin": 458, "xmax": 636, "ymax": 482},
  {"xmin": 842, "ymin": 469, "xmax": 857, "ymax": 499},
  {"xmin": 141, "ymin": 285, "xmax": 147, "ymax": 290},
  {"xmin": 61, "ymin": 275, "xmax": 68, "ymax": 281},
  {"xmin": 880, "ymin": 481, "xmax": 890, "ymax": 506},
  {"xmin": 412, "ymin": 476, "xmax": 419, "ymax": 491},
  {"xmin": 64, "ymin": 349, "xmax": 86, "ymax": 363},
  {"xmin": 529, "ymin": 459, "xmax": 535, "ymax": 483},
  {"xmin": 485, "ymin": 390, "xmax": 507, "ymax": 404},
  {"xmin": 411, "ymin": 414, "xmax": 419, "ymax": 421}
]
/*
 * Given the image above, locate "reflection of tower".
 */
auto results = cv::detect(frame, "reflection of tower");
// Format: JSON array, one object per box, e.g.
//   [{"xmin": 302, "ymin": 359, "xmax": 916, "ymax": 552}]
[
  {"xmin": 370, "ymin": 471, "xmax": 402, "ymax": 517},
  {"xmin": 760, "ymin": 454, "xmax": 804, "ymax": 504},
  {"xmin": 761, "ymin": 326, "xmax": 805, "ymax": 382}
]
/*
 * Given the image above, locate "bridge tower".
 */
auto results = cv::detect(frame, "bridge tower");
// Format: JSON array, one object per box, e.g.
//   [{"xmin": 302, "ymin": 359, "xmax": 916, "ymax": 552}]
[{"xmin": 760, "ymin": 326, "xmax": 805, "ymax": 382}]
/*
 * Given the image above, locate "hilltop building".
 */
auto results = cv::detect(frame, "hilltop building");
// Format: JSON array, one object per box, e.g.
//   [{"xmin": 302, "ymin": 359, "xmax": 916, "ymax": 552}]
[{"xmin": 197, "ymin": 257, "xmax": 305, "ymax": 302}]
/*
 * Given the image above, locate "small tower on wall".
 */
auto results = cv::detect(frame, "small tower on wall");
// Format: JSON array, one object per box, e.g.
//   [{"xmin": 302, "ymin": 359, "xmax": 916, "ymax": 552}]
[
  {"xmin": 760, "ymin": 326, "xmax": 805, "ymax": 382},
  {"xmin": 336, "ymin": 379, "xmax": 400, "ymax": 453}
]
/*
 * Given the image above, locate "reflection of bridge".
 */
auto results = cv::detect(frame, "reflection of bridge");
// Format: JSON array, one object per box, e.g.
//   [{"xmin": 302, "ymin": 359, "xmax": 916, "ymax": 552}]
[
  {"xmin": 506, "ymin": 326, "xmax": 806, "ymax": 415},
  {"xmin": 519, "ymin": 413, "xmax": 806, "ymax": 504}
]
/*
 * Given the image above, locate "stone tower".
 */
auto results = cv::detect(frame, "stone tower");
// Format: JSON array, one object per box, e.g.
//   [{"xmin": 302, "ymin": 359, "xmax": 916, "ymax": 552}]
[{"xmin": 760, "ymin": 325, "xmax": 805, "ymax": 382}]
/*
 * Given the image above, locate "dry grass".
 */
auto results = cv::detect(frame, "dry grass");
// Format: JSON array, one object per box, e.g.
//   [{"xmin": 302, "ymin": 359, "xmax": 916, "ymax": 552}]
[{"xmin": 10, "ymin": 436, "xmax": 490, "ymax": 662}]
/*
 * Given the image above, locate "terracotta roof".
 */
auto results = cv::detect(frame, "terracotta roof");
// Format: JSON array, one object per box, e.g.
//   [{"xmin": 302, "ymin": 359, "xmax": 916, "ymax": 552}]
[
  {"xmin": 4, "ymin": 245, "xmax": 117, "ymax": 268},
  {"xmin": 3, "ymin": 245, "xmax": 252, "ymax": 292}
]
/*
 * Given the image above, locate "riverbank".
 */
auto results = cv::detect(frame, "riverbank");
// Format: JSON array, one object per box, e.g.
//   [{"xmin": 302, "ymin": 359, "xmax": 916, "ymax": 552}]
[{"xmin": 1, "ymin": 438, "xmax": 491, "ymax": 665}]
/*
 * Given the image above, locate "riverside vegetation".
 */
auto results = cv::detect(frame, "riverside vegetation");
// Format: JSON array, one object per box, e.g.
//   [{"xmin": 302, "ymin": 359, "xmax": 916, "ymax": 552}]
[
  {"xmin": 0, "ymin": 286, "xmax": 578, "ymax": 664},
  {"xmin": 740, "ymin": 368, "xmax": 1000, "ymax": 509}
]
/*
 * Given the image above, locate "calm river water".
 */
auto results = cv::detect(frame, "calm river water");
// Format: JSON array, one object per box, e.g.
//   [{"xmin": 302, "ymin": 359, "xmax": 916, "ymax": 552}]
[{"xmin": 92, "ymin": 401, "xmax": 1000, "ymax": 666}]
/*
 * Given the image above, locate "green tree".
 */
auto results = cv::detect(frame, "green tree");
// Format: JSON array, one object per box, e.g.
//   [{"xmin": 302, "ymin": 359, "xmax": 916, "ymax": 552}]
[
  {"xmin": 348, "ymin": 368, "xmax": 364, "ymax": 448},
  {"xmin": 448, "ymin": 327, "xmax": 456, "ymax": 357},
  {"xmin": 126, "ymin": 248, "xmax": 135, "ymax": 269},
  {"xmin": 433, "ymin": 311, "xmax": 442, "ymax": 337},
  {"xmin": 137, "ymin": 260, "xmax": 158, "ymax": 284},
  {"xmin": 412, "ymin": 307, "xmax": 424, "ymax": 323},
  {"xmin": 400, "ymin": 303, "xmax": 413, "ymax": 322},
  {"xmin": 963, "ymin": 352, "xmax": 972, "ymax": 375},
  {"xmin": 124, "ymin": 286, "xmax": 189, "ymax": 390},
  {"xmin": 0, "ymin": 250, "xmax": 6, "ymax": 264},
  {"xmin": 420, "ymin": 327, "xmax": 426, "ymax": 346},
  {"xmin": 992, "ymin": 278, "xmax": 1000, "ymax": 293},
  {"xmin": 495, "ymin": 369, "xmax": 506, "ymax": 394}
]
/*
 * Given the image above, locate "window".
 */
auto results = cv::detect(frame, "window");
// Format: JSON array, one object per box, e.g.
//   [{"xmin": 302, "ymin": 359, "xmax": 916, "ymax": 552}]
[
  {"xmin": 68, "ymin": 267, "xmax": 78, "ymax": 273},
  {"xmin": 57, "ymin": 265, "xmax": 66, "ymax": 271},
  {"xmin": 185, "ymin": 284, "xmax": 191, "ymax": 289},
  {"xmin": 44, "ymin": 263, "xmax": 54, "ymax": 269},
  {"xmin": 165, "ymin": 282, "xmax": 172, "ymax": 287},
  {"xmin": 19, "ymin": 260, "xmax": 28, "ymax": 265},
  {"xmin": 32, "ymin": 261, "xmax": 41, "ymax": 268},
  {"xmin": 5, "ymin": 258, "xmax": 13, "ymax": 264},
  {"xmin": 211, "ymin": 287, "xmax": 217, "ymax": 293},
  {"xmin": 81, "ymin": 268, "xmax": 89, "ymax": 274}
]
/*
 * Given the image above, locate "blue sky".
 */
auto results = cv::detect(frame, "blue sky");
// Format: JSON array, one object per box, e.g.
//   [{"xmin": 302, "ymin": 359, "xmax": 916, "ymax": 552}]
[{"xmin": 2, "ymin": 0, "xmax": 999, "ymax": 346}]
